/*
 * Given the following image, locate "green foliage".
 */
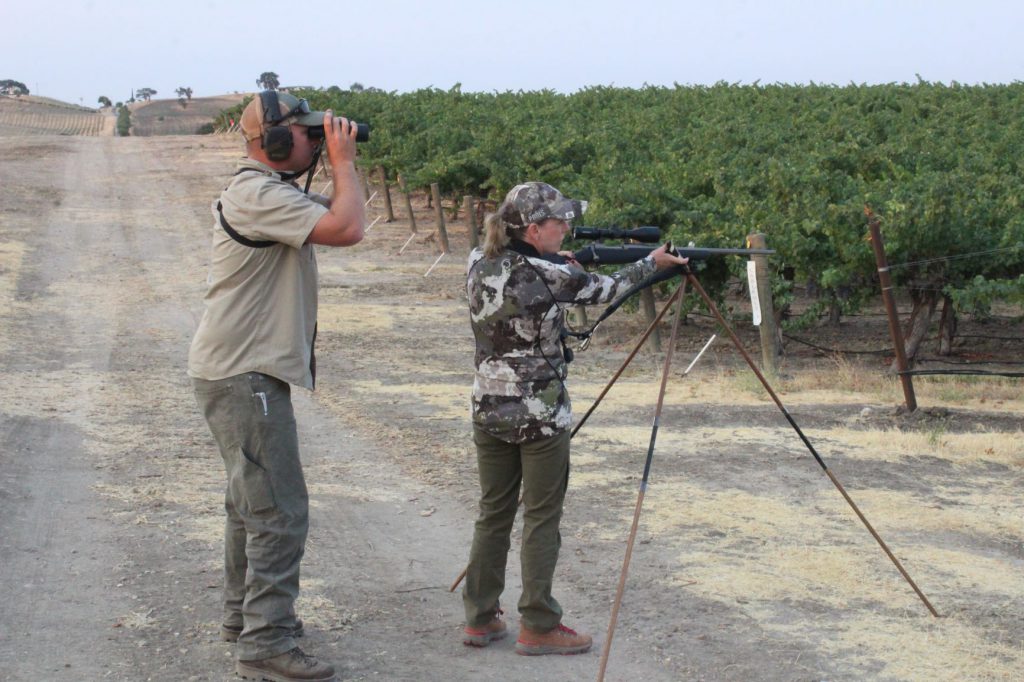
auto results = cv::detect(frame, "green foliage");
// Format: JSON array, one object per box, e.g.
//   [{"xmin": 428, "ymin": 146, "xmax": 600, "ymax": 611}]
[
  {"xmin": 946, "ymin": 273, "xmax": 1024, "ymax": 317},
  {"xmin": 215, "ymin": 95, "xmax": 251, "ymax": 131},
  {"xmin": 97, "ymin": 95, "xmax": 112, "ymax": 108},
  {"xmin": 136, "ymin": 87, "xmax": 157, "ymax": 102},
  {"xmin": 285, "ymin": 82, "xmax": 1024, "ymax": 310},
  {"xmin": 0, "ymin": 79, "xmax": 29, "ymax": 95},
  {"xmin": 116, "ymin": 105, "xmax": 131, "ymax": 137},
  {"xmin": 257, "ymin": 72, "xmax": 280, "ymax": 90}
]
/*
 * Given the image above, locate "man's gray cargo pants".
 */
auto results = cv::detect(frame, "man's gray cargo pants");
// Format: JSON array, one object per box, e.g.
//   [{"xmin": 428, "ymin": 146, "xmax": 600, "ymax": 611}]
[{"xmin": 193, "ymin": 372, "xmax": 307, "ymax": 661}]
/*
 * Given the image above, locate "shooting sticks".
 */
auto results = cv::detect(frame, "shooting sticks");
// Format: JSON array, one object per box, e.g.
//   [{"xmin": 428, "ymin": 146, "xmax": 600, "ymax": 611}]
[
  {"xmin": 571, "ymin": 283, "xmax": 687, "ymax": 438},
  {"xmin": 596, "ymin": 281, "xmax": 689, "ymax": 681},
  {"xmin": 598, "ymin": 268, "xmax": 939, "ymax": 681}
]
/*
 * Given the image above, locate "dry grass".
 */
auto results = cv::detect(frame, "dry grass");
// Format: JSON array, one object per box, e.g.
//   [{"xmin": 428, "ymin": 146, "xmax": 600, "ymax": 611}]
[
  {"xmin": 129, "ymin": 95, "xmax": 246, "ymax": 136},
  {"xmin": 728, "ymin": 353, "xmax": 1024, "ymax": 413}
]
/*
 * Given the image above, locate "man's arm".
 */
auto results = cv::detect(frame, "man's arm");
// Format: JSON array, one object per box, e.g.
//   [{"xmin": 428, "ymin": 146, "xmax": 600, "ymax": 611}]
[{"xmin": 307, "ymin": 111, "xmax": 366, "ymax": 246}]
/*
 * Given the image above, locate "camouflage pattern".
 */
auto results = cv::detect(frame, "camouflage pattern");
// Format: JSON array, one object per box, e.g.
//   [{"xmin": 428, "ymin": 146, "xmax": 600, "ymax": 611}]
[
  {"xmin": 500, "ymin": 181, "xmax": 587, "ymax": 227},
  {"xmin": 467, "ymin": 243, "xmax": 656, "ymax": 443}
]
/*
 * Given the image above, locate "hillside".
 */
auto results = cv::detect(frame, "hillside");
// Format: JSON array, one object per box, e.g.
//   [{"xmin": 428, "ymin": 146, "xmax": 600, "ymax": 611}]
[
  {"xmin": 0, "ymin": 93, "xmax": 247, "ymax": 137},
  {"xmin": 0, "ymin": 95, "xmax": 109, "ymax": 136},
  {"xmin": 128, "ymin": 94, "xmax": 246, "ymax": 136}
]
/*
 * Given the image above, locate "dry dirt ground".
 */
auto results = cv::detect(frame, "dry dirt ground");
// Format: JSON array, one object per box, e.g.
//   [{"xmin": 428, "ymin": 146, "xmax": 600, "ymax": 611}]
[{"xmin": 0, "ymin": 132, "xmax": 1022, "ymax": 682}]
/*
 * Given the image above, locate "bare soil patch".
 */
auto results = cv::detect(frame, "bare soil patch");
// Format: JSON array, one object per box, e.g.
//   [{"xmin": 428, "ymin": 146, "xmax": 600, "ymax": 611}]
[{"xmin": 0, "ymin": 132, "xmax": 1021, "ymax": 681}]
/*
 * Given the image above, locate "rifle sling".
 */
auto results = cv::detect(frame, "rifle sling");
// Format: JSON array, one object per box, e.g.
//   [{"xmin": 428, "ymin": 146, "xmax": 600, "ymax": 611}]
[{"xmin": 215, "ymin": 168, "xmax": 279, "ymax": 249}]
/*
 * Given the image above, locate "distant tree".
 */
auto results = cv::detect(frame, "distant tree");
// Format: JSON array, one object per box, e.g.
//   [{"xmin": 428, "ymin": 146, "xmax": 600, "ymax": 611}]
[
  {"xmin": 349, "ymin": 82, "xmax": 383, "ymax": 94},
  {"xmin": 175, "ymin": 86, "xmax": 193, "ymax": 101},
  {"xmin": 136, "ymin": 87, "xmax": 157, "ymax": 102},
  {"xmin": 0, "ymin": 79, "xmax": 30, "ymax": 96},
  {"xmin": 257, "ymin": 72, "xmax": 280, "ymax": 90},
  {"xmin": 98, "ymin": 95, "xmax": 112, "ymax": 108},
  {"xmin": 116, "ymin": 105, "xmax": 131, "ymax": 136}
]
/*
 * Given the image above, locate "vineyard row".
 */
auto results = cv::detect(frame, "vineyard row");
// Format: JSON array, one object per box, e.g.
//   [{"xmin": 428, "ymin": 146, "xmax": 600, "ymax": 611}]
[{"xmin": 215, "ymin": 82, "xmax": 1024, "ymax": 347}]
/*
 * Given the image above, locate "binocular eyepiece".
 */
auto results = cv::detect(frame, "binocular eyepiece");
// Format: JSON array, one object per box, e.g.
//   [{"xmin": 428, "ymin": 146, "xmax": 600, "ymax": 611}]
[
  {"xmin": 306, "ymin": 122, "xmax": 370, "ymax": 143},
  {"xmin": 572, "ymin": 226, "xmax": 661, "ymax": 243}
]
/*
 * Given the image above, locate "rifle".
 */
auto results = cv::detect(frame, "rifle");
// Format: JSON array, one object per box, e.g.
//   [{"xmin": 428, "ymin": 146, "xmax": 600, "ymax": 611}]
[
  {"xmin": 569, "ymin": 226, "xmax": 774, "ymax": 265},
  {"xmin": 573, "ymin": 242, "xmax": 775, "ymax": 266},
  {"xmin": 562, "ymin": 226, "xmax": 774, "ymax": 349}
]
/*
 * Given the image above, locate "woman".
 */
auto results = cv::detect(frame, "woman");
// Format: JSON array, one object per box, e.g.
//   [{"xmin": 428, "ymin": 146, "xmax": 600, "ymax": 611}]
[{"xmin": 462, "ymin": 181, "xmax": 686, "ymax": 655}]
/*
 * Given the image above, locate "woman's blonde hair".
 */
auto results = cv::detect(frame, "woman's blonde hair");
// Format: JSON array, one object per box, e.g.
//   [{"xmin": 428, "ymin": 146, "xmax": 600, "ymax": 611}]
[{"xmin": 481, "ymin": 200, "xmax": 525, "ymax": 258}]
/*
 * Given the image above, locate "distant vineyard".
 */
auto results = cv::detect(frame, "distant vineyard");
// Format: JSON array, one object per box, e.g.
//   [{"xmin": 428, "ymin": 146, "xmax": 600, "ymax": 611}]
[{"xmin": 0, "ymin": 96, "xmax": 105, "ymax": 136}]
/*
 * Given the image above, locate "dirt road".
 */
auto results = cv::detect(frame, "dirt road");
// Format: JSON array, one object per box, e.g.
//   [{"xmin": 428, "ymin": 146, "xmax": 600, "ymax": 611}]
[{"xmin": 1, "ymin": 133, "xmax": 1021, "ymax": 681}]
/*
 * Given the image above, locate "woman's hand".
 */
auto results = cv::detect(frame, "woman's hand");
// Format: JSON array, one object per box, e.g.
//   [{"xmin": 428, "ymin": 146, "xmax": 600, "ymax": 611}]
[{"xmin": 650, "ymin": 243, "xmax": 689, "ymax": 270}]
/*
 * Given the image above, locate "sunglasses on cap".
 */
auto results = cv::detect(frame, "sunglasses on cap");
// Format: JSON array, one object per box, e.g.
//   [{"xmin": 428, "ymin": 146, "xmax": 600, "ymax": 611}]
[{"xmin": 282, "ymin": 98, "xmax": 311, "ymax": 119}]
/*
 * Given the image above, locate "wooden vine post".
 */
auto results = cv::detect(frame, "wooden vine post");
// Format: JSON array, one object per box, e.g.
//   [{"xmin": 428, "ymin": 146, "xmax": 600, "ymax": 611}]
[
  {"xmin": 639, "ymin": 289, "xmax": 662, "ymax": 352},
  {"xmin": 377, "ymin": 166, "xmax": 395, "ymax": 222},
  {"xmin": 397, "ymin": 173, "xmax": 417, "ymax": 233},
  {"xmin": 358, "ymin": 168, "xmax": 371, "ymax": 203},
  {"xmin": 865, "ymin": 207, "xmax": 918, "ymax": 412},
  {"xmin": 746, "ymin": 233, "xmax": 780, "ymax": 375},
  {"xmin": 430, "ymin": 183, "xmax": 450, "ymax": 253},
  {"xmin": 463, "ymin": 195, "xmax": 478, "ymax": 250}
]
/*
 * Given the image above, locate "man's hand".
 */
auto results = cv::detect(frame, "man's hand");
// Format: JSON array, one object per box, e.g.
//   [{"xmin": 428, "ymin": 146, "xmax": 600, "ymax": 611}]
[
  {"xmin": 322, "ymin": 110, "xmax": 359, "ymax": 168},
  {"xmin": 650, "ymin": 242, "xmax": 689, "ymax": 271},
  {"xmin": 306, "ymin": 110, "xmax": 365, "ymax": 247}
]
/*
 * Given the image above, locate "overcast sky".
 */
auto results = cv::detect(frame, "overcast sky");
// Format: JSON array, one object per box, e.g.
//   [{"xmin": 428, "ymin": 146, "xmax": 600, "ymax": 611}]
[{"xmin": 4, "ymin": 0, "xmax": 1022, "ymax": 105}]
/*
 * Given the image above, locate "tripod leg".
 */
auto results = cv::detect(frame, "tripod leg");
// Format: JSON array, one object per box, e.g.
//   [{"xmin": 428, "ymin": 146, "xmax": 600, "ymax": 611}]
[
  {"xmin": 573, "ymin": 279, "xmax": 687, "ymax": 438},
  {"xmin": 684, "ymin": 272, "xmax": 938, "ymax": 618},
  {"xmin": 597, "ymin": 284, "xmax": 689, "ymax": 681}
]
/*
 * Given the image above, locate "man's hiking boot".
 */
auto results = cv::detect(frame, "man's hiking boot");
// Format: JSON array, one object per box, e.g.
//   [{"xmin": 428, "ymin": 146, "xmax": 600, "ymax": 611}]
[
  {"xmin": 221, "ymin": 618, "xmax": 305, "ymax": 643},
  {"xmin": 515, "ymin": 622, "xmax": 593, "ymax": 656},
  {"xmin": 462, "ymin": 611, "xmax": 508, "ymax": 647},
  {"xmin": 235, "ymin": 646, "xmax": 335, "ymax": 682}
]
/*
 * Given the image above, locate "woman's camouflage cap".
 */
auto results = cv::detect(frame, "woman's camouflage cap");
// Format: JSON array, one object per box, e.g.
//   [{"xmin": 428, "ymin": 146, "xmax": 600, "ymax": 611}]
[{"xmin": 500, "ymin": 181, "xmax": 587, "ymax": 227}]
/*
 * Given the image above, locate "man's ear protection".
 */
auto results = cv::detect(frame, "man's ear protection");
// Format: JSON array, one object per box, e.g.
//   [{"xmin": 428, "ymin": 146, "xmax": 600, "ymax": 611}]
[{"xmin": 259, "ymin": 90, "xmax": 293, "ymax": 161}]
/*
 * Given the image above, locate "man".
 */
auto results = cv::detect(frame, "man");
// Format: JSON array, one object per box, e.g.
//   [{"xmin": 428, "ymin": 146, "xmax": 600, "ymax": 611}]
[
  {"xmin": 189, "ymin": 91, "xmax": 365, "ymax": 682},
  {"xmin": 462, "ymin": 182, "xmax": 686, "ymax": 655}
]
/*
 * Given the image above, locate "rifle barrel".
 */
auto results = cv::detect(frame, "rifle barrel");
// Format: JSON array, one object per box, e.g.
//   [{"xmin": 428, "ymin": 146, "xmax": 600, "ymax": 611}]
[{"xmin": 573, "ymin": 244, "xmax": 774, "ymax": 266}]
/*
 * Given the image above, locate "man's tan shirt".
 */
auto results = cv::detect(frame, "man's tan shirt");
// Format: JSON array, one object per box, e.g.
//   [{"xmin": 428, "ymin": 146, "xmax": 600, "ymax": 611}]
[{"xmin": 189, "ymin": 158, "xmax": 329, "ymax": 389}]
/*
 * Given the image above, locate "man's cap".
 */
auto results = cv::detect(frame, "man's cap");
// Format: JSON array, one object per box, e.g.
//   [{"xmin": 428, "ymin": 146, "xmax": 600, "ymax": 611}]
[
  {"xmin": 240, "ymin": 91, "xmax": 325, "ymax": 142},
  {"xmin": 500, "ymin": 181, "xmax": 588, "ymax": 227}
]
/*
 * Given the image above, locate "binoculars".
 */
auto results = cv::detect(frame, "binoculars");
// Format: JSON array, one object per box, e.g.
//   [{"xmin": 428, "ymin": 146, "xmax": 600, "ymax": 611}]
[{"xmin": 306, "ymin": 122, "xmax": 370, "ymax": 143}]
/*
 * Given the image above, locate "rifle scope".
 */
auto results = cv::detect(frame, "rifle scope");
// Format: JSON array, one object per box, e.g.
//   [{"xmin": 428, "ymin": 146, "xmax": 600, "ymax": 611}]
[{"xmin": 572, "ymin": 226, "xmax": 661, "ymax": 243}]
